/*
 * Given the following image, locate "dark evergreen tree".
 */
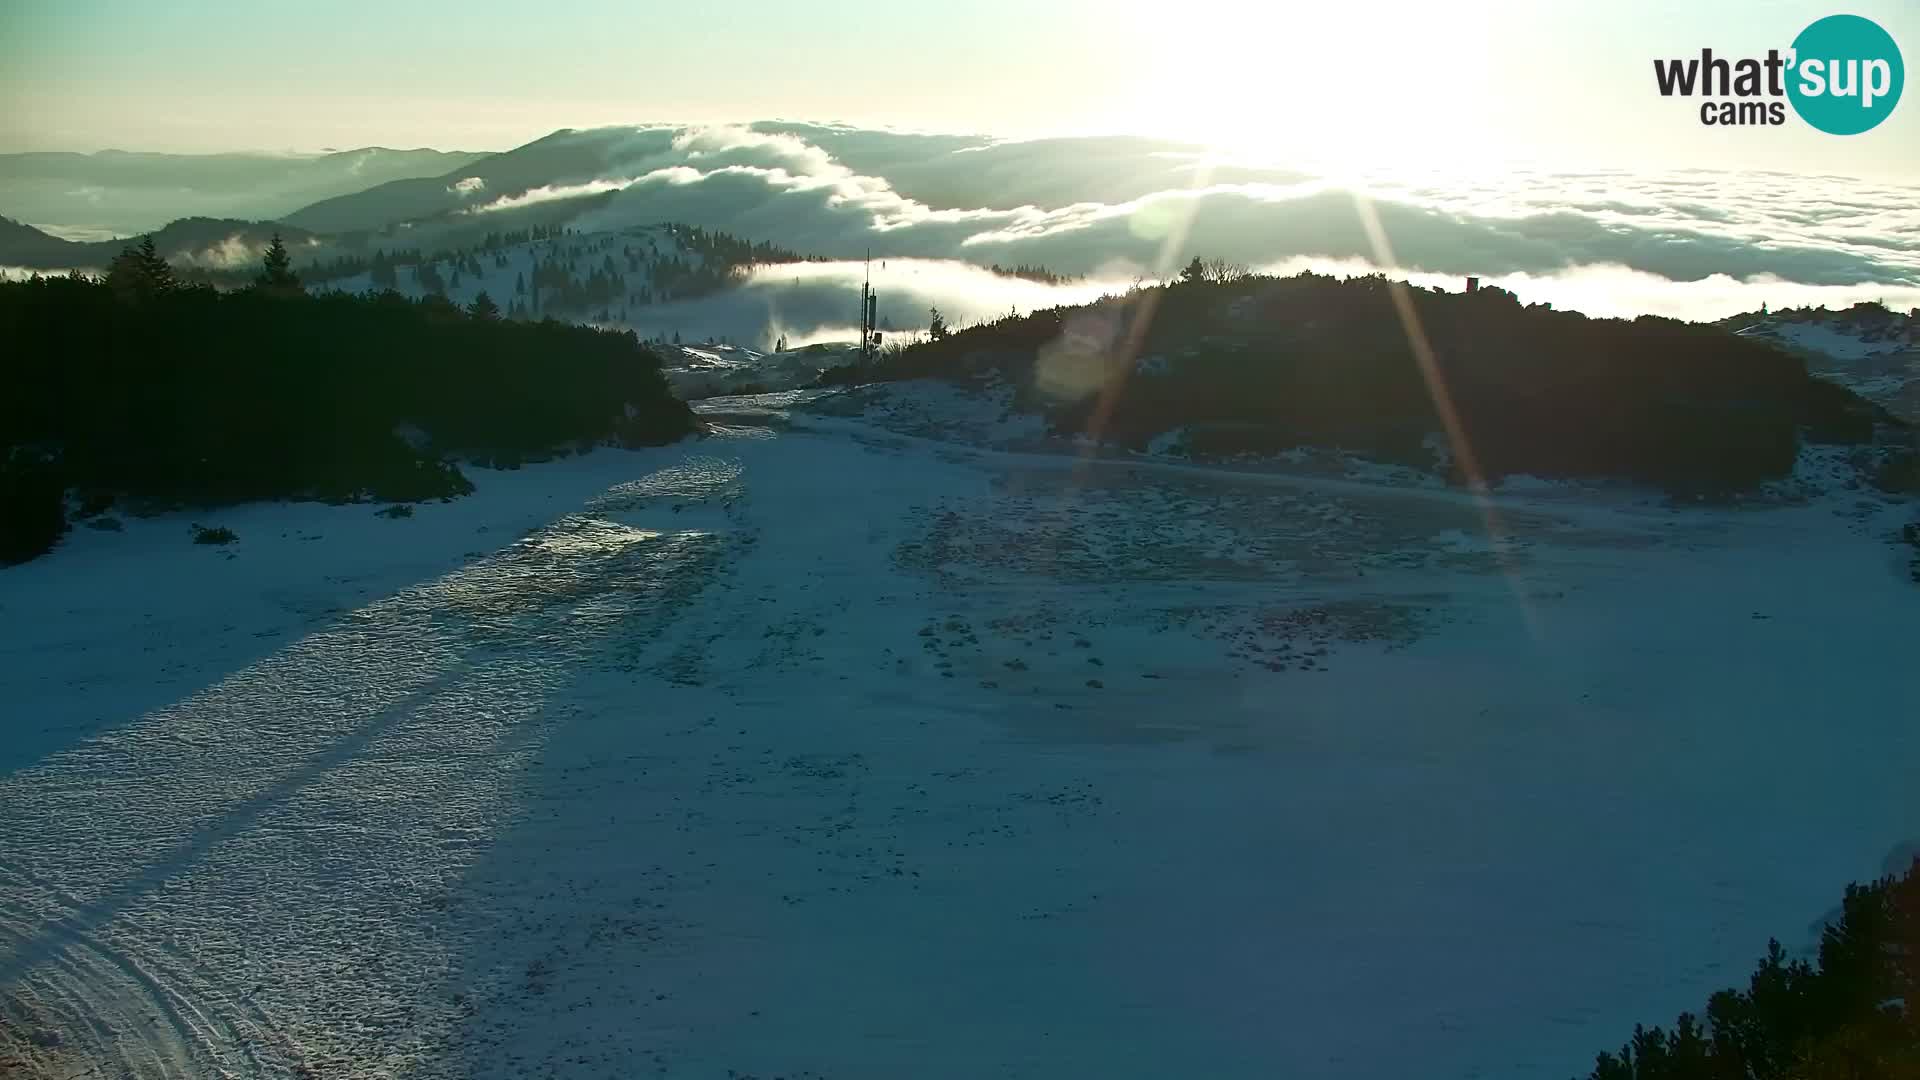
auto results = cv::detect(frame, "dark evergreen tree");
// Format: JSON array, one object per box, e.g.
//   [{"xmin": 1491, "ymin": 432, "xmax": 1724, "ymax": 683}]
[
  {"xmin": 255, "ymin": 232, "xmax": 301, "ymax": 295},
  {"xmin": 105, "ymin": 235, "xmax": 178, "ymax": 302},
  {"xmin": 468, "ymin": 291, "xmax": 500, "ymax": 321},
  {"xmin": 1581, "ymin": 861, "xmax": 1918, "ymax": 1079}
]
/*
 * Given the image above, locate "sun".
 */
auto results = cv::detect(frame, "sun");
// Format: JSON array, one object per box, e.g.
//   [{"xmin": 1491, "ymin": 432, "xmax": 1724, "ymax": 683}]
[{"xmin": 1097, "ymin": 0, "xmax": 1506, "ymax": 175}]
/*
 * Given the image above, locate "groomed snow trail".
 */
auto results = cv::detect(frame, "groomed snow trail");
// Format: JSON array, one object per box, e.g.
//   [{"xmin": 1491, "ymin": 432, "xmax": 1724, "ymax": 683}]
[{"xmin": 3, "ymin": 420, "xmax": 1918, "ymax": 1079}]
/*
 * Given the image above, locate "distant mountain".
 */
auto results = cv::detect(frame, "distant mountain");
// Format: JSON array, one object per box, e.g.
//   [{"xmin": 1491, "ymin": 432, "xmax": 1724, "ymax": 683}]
[
  {"xmin": 281, "ymin": 124, "xmax": 1281, "ymax": 237},
  {"xmin": 0, "ymin": 215, "xmax": 318, "ymax": 273},
  {"xmin": 0, "ymin": 147, "xmax": 486, "ymax": 236},
  {"xmin": 748, "ymin": 123, "xmax": 1258, "ymax": 209},
  {"xmin": 283, "ymin": 128, "xmax": 676, "ymax": 233},
  {"xmin": 0, "ymin": 216, "xmax": 83, "ymax": 263}
]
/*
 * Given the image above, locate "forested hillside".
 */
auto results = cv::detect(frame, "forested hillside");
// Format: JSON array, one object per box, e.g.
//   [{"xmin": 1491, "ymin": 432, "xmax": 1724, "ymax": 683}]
[
  {"xmin": 825, "ymin": 268, "xmax": 1910, "ymax": 496},
  {"xmin": 1, "ymin": 238, "xmax": 695, "ymax": 564}
]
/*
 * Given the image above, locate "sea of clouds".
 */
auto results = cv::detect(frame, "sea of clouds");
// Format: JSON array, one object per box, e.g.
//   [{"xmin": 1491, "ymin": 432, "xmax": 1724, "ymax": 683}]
[
  {"xmin": 447, "ymin": 123, "xmax": 1920, "ymax": 326},
  {"xmin": 11, "ymin": 122, "xmax": 1916, "ymax": 327}
]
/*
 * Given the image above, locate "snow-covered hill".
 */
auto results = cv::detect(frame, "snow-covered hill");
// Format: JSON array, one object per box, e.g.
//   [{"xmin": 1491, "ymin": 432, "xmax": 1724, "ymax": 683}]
[
  {"xmin": 6, "ymin": 382, "xmax": 1916, "ymax": 1080},
  {"xmin": 308, "ymin": 223, "xmax": 808, "ymax": 348}
]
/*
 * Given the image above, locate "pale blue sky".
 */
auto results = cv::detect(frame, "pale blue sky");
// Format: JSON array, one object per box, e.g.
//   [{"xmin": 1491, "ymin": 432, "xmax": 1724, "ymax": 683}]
[{"xmin": 2, "ymin": 0, "xmax": 1915, "ymax": 179}]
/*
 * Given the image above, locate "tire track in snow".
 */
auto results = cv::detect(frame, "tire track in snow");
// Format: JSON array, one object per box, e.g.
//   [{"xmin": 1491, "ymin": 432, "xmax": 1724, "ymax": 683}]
[
  {"xmin": 0, "ymin": 855, "xmax": 290, "ymax": 1079},
  {"xmin": 0, "ymin": 454, "xmax": 750, "ymax": 1079},
  {"xmin": 0, "ymin": 860, "xmax": 203, "ymax": 1079}
]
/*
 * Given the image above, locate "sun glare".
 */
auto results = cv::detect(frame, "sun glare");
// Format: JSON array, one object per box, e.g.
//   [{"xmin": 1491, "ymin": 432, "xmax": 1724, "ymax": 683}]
[{"xmin": 1104, "ymin": 0, "xmax": 1502, "ymax": 174}]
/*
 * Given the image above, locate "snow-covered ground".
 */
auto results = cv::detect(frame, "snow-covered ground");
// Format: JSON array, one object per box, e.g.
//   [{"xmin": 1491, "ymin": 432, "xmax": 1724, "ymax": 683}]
[
  {"xmin": 659, "ymin": 341, "xmax": 862, "ymax": 400},
  {"xmin": 3, "ymin": 394, "xmax": 1919, "ymax": 1080},
  {"xmin": 1740, "ymin": 313, "xmax": 1920, "ymax": 423}
]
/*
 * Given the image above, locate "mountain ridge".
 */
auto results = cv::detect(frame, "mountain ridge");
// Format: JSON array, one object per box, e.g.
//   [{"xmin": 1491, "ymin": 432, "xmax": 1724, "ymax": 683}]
[{"xmin": 0, "ymin": 146, "xmax": 490, "ymax": 236}]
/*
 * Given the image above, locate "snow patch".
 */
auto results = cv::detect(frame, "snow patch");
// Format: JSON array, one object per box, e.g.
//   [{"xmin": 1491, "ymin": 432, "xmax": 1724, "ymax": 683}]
[{"xmin": 1146, "ymin": 426, "xmax": 1190, "ymax": 457}]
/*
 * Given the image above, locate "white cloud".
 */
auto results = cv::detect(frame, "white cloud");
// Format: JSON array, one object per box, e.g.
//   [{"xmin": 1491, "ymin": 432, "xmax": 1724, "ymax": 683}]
[
  {"xmin": 180, "ymin": 233, "xmax": 263, "ymax": 269},
  {"xmin": 495, "ymin": 126, "xmax": 1919, "ymax": 312}
]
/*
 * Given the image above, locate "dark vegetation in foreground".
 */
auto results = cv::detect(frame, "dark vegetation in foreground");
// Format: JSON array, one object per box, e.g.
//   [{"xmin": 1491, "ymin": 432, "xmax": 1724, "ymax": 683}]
[
  {"xmin": 1580, "ymin": 858, "xmax": 1918, "ymax": 1080},
  {"xmin": 1, "ymin": 237, "xmax": 695, "ymax": 565},
  {"xmin": 822, "ymin": 270, "xmax": 1911, "ymax": 497}
]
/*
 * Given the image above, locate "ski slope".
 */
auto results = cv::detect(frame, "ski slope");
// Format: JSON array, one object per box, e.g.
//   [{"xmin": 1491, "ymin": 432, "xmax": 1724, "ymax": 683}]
[{"xmin": 3, "ymin": 389, "xmax": 1918, "ymax": 1079}]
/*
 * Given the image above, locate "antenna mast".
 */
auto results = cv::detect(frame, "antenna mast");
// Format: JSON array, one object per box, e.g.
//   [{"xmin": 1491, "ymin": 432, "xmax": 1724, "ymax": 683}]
[{"xmin": 860, "ymin": 249, "xmax": 880, "ymax": 362}]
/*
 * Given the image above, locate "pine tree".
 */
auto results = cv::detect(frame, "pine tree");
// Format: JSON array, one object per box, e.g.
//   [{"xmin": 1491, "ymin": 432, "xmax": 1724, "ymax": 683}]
[
  {"xmin": 106, "ymin": 235, "xmax": 178, "ymax": 301},
  {"xmin": 137, "ymin": 236, "xmax": 175, "ymax": 290},
  {"xmin": 255, "ymin": 232, "xmax": 301, "ymax": 295},
  {"xmin": 468, "ymin": 292, "xmax": 500, "ymax": 321},
  {"xmin": 105, "ymin": 247, "xmax": 143, "ymax": 297}
]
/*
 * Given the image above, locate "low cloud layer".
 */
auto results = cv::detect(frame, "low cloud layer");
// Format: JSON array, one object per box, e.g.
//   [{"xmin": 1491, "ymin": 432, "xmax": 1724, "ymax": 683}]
[
  {"xmin": 620, "ymin": 258, "xmax": 1133, "ymax": 348},
  {"xmin": 13, "ymin": 123, "xmax": 1915, "ymax": 324},
  {"xmin": 429, "ymin": 124, "xmax": 1894, "ymax": 326},
  {"xmin": 417, "ymin": 122, "xmax": 1915, "ymax": 321},
  {"xmin": 626, "ymin": 257, "xmax": 1920, "ymax": 351}
]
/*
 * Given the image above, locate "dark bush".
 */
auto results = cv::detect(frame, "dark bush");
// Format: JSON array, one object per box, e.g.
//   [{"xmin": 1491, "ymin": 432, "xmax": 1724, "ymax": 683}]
[
  {"xmin": 191, "ymin": 523, "xmax": 237, "ymax": 545},
  {"xmin": 1877, "ymin": 450, "xmax": 1920, "ymax": 495},
  {"xmin": 0, "ymin": 451, "xmax": 66, "ymax": 565},
  {"xmin": 73, "ymin": 490, "xmax": 115, "ymax": 519}
]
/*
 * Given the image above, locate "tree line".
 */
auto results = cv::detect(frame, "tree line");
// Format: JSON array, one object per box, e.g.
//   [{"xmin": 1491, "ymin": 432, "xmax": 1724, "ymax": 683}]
[
  {"xmin": 1579, "ymin": 858, "xmax": 1917, "ymax": 1079},
  {"xmin": 1, "ymin": 235, "xmax": 695, "ymax": 564}
]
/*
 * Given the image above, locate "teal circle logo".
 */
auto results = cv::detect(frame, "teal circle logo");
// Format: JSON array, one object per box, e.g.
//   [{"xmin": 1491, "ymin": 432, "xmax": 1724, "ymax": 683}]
[{"xmin": 1787, "ymin": 14, "xmax": 1903, "ymax": 134}]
